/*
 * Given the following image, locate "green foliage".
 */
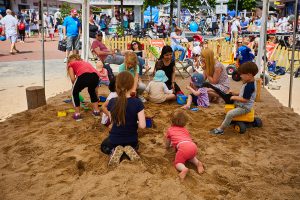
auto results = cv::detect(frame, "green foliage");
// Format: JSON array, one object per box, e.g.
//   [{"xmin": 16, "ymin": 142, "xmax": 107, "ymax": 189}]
[
  {"xmin": 227, "ymin": 0, "xmax": 256, "ymax": 11},
  {"xmin": 60, "ymin": 2, "xmax": 82, "ymax": 23},
  {"xmin": 116, "ymin": 24, "xmax": 124, "ymax": 37},
  {"xmin": 144, "ymin": 0, "xmax": 169, "ymax": 10}
]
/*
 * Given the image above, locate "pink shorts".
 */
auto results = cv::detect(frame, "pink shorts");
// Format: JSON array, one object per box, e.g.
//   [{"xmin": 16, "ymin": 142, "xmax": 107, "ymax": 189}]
[{"xmin": 174, "ymin": 142, "xmax": 197, "ymax": 165}]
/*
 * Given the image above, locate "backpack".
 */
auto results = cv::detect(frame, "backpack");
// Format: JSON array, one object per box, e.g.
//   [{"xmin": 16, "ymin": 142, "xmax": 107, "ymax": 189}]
[{"xmin": 18, "ymin": 22, "xmax": 25, "ymax": 30}]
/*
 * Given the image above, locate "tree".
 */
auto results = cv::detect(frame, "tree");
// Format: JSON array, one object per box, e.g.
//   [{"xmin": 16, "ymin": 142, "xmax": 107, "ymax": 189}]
[{"xmin": 227, "ymin": 0, "xmax": 256, "ymax": 12}]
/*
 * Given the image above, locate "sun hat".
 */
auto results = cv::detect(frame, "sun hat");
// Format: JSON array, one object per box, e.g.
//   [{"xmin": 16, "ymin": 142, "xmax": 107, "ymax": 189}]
[
  {"xmin": 153, "ymin": 70, "xmax": 168, "ymax": 82},
  {"xmin": 193, "ymin": 35, "xmax": 204, "ymax": 43},
  {"xmin": 191, "ymin": 73, "xmax": 205, "ymax": 88},
  {"xmin": 71, "ymin": 9, "xmax": 78, "ymax": 15}
]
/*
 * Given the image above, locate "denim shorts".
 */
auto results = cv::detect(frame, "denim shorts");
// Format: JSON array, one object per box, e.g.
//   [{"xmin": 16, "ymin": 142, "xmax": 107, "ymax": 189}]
[{"xmin": 66, "ymin": 35, "xmax": 81, "ymax": 51}]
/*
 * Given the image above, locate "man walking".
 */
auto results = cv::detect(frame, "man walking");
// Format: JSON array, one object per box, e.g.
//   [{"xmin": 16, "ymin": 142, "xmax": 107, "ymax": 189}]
[
  {"xmin": 63, "ymin": 9, "xmax": 81, "ymax": 63},
  {"xmin": 1, "ymin": 9, "xmax": 19, "ymax": 54}
]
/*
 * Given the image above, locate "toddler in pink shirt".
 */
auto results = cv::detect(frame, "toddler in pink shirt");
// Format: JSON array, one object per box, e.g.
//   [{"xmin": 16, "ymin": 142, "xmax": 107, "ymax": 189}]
[
  {"xmin": 96, "ymin": 61, "xmax": 110, "ymax": 86},
  {"xmin": 165, "ymin": 110, "xmax": 204, "ymax": 180}
]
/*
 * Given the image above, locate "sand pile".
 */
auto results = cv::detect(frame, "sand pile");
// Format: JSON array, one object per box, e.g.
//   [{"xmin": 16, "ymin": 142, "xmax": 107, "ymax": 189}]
[{"xmin": 0, "ymin": 80, "xmax": 299, "ymax": 200}]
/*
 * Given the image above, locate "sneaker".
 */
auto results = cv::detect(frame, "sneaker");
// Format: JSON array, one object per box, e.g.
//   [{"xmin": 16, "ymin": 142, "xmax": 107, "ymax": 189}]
[
  {"xmin": 64, "ymin": 57, "xmax": 68, "ymax": 63},
  {"xmin": 92, "ymin": 110, "xmax": 100, "ymax": 118},
  {"xmin": 108, "ymin": 146, "xmax": 124, "ymax": 167},
  {"xmin": 139, "ymin": 96, "xmax": 147, "ymax": 103},
  {"xmin": 73, "ymin": 113, "xmax": 82, "ymax": 121},
  {"xmin": 123, "ymin": 146, "xmax": 140, "ymax": 161},
  {"xmin": 210, "ymin": 128, "xmax": 224, "ymax": 135}
]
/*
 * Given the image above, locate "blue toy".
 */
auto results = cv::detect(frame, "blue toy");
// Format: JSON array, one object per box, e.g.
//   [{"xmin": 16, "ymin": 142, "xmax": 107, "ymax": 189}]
[
  {"xmin": 0, "ymin": 35, "xmax": 6, "ymax": 41},
  {"xmin": 177, "ymin": 94, "xmax": 188, "ymax": 105},
  {"xmin": 189, "ymin": 22, "xmax": 198, "ymax": 32}
]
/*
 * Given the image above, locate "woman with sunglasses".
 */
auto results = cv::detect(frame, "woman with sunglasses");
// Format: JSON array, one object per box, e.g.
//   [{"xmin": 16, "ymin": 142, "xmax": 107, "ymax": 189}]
[
  {"xmin": 200, "ymin": 48, "xmax": 230, "ymax": 103},
  {"xmin": 154, "ymin": 45, "xmax": 183, "ymax": 94},
  {"xmin": 130, "ymin": 40, "xmax": 149, "ymax": 75}
]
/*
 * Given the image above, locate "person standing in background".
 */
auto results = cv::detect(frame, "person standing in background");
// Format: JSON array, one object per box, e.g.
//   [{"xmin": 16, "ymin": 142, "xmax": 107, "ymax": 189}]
[
  {"xmin": 63, "ymin": 9, "xmax": 81, "ymax": 63},
  {"xmin": 1, "ymin": 9, "xmax": 20, "ymax": 54}
]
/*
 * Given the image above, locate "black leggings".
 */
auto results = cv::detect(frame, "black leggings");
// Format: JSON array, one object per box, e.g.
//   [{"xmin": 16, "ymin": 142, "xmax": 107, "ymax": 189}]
[
  {"xmin": 19, "ymin": 30, "xmax": 25, "ymax": 41},
  {"xmin": 202, "ymin": 82, "xmax": 234, "ymax": 104},
  {"xmin": 72, "ymin": 73, "xmax": 99, "ymax": 107},
  {"xmin": 100, "ymin": 137, "xmax": 139, "ymax": 155}
]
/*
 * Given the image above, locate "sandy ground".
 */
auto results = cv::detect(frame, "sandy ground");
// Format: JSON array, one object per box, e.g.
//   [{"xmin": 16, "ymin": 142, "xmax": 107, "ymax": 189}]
[{"xmin": 0, "ymin": 77, "xmax": 299, "ymax": 199}]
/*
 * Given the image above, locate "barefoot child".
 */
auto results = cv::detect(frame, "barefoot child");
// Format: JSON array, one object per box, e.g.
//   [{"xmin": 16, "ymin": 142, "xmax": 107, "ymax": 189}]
[
  {"xmin": 100, "ymin": 71, "xmax": 146, "ymax": 166},
  {"xmin": 145, "ymin": 70, "xmax": 176, "ymax": 103},
  {"xmin": 101, "ymin": 78, "xmax": 117, "ymax": 126},
  {"xmin": 96, "ymin": 61, "xmax": 110, "ymax": 86},
  {"xmin": 165, "ymin": 110, "xmax": 204, "ymax": 180},
  {"xmin": 210, "ymin": 62, "xmax": 258, "ymax": 134},
  {"xmin": 182, "ymin": 73, "xmax": 209, "ymax": 109},
  {"xmin": 67, "ymin": 54, "xmax": 101, "ymax": 121}
]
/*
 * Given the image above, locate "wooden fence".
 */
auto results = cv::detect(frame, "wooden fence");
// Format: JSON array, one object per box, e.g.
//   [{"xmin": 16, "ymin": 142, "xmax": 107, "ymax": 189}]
[{"xmin": 103, "ymin": 36, "xmax": 298, "ymax": 70}]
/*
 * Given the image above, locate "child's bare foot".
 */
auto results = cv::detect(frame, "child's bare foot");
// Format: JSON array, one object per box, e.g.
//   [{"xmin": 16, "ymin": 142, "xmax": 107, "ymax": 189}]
[
  {"xmin": 178, "ymin": 168, "xmax": 189, "ymax": 180},
  {"xmin": 181, "ymin": 105, "xmax": 190, "ymax": 110},
  {"xmin": 197, "ymin": 162, "xmax": 204, "ymax": 174}
]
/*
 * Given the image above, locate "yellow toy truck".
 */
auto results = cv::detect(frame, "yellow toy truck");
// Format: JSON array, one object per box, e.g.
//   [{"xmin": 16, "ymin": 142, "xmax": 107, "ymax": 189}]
[{"xmin": 225, "ymin": 104, "xmax": 263, "ymax": 134}]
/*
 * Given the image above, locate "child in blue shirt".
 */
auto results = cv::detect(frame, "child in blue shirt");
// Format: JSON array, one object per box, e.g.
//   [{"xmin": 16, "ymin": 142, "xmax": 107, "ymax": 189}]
[{"xmin": 210, "ymin": 62, "xmax": 258, "ymax": 134}]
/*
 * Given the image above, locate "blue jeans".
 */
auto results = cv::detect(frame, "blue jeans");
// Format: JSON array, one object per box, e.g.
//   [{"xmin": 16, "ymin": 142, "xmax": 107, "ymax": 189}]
[{"xmin": 171, "ymin": 44, "xmax": 186, "ymax": 61}]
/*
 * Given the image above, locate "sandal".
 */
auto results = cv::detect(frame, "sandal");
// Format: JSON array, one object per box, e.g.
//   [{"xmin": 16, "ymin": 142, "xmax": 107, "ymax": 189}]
[{"xmin": 210, "ymin": 128, "xmax": 224, "ymax": 135}]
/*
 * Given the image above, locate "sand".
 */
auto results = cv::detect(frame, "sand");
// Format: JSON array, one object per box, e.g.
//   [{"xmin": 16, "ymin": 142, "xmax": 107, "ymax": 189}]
[{"xmin": 0, "ymin": 77, "xmax": 299, "ymax": 200}]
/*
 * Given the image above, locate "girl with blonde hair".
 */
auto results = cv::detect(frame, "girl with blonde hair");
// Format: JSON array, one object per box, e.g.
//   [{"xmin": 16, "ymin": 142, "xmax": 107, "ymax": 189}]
[
  {"xmin": 200, "ymin": 48, "xmax": 230, "ymax": 102},
  {"xmin": 119, "ymin": 51, "xmax": 146, "ymax": 102}
]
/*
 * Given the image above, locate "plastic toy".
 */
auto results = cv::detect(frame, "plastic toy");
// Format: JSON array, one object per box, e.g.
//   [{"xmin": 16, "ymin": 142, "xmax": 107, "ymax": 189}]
[
  {"xmin": 190, "ymin": 107, "xmax": 199, "ymax": 112},
  {"xmin": 99, "ymin": 96, "xmax": 107, "ymax": 102},
  {"xmin": 189, "ymin": 22, "xmax": 199, "ymax": 32},
  {"xmin": 177, "ymin": 94, "xmax": 188, "ymax": 105},
  {"xmin": 146, "ymin": 117, "xmax": 153, "ymax": 128},
  {"xmin": 79, "ymin": 94, "xmax": 84, "ymax": 103},
  {"xmin": 57, "ymin": 111, "xmax": 67, "ymax": 117},
  {"xmin": 225, "ymin": 104, "xmax": 262, "ymax": 133}
]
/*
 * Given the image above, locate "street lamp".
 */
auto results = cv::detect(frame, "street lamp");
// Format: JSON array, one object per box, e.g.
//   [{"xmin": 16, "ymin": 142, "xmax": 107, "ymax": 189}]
[{"xmin": 235, "ymin": 0, "xmax": 238, "ymax": 17}]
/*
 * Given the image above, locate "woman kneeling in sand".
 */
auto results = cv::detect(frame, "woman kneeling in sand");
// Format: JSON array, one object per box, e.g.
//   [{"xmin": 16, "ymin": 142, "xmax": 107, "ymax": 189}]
[
  {"xmin": 165, "ymin": 110, "xmax": 204, "ymax": 180},
  {"xmin": 200, "ymin": 48, "xmax": 230, "ymax": 103}
]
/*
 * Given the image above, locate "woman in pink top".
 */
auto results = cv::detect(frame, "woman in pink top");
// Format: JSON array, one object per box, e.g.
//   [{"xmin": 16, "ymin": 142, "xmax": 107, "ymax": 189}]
[
  {"xmin": 67, "ymin": 54, "xmax": 101, "ymax": 121},
  {"xmin": 96, "ymin": 61, "xmax": 110, "ymax": 86},
  {"xmin": 165, "ymin": 110, "xmax": 204, "ymax": 180}
]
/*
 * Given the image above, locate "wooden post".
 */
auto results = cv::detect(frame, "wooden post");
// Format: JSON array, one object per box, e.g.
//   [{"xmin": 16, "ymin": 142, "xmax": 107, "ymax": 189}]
[
  {"xmin": 26, "ymin": 86, "xmax": 46, "ymax": 109},
  {"xmin": 255, "ymin": 79, "xmax": 262, "ymax": 102}
]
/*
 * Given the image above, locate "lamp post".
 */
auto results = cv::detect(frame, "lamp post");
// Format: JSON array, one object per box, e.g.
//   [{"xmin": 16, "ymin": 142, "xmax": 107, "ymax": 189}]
[
  {"xmin": 177, "ymin": 0, "xmax": 181, "ymax": 27},
  {"xmin": 235, "ymin": 0, "xmax": 238, "ymax": 17}
]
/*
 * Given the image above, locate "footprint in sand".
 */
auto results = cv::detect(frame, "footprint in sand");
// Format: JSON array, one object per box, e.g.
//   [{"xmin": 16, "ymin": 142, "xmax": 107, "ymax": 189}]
[
  {"xmin": 17, "ymin": 85, "xmax": 24, "ymax": 88},
  {"xmin": 0, "ymin": 89, "xmax": 6, "ymax": 92}
]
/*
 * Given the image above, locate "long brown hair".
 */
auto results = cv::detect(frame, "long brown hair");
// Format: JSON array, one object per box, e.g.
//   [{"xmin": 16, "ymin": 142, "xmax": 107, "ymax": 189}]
[
  {"xmin": 124, "ymin": 51, "xmax": 138, "ymax": 74},
  {"xmin": 111, "ymin": 71, "xmax": 134, "ymax": 126},
  {"xmin": 201, "ymin": 48, "xmax": 216, "ymax": 77}
]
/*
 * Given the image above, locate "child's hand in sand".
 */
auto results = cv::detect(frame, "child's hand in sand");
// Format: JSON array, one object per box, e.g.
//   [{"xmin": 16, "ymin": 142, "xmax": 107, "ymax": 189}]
[{"xmin": 181, "ymin": 105, "xmax": 190, "ymax": 110}]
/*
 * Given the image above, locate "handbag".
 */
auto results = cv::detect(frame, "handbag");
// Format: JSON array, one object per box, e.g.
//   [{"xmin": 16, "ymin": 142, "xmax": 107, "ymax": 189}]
[{"xmin": 58, "ymin": 40, "xmax": 67, "ymax": 52}]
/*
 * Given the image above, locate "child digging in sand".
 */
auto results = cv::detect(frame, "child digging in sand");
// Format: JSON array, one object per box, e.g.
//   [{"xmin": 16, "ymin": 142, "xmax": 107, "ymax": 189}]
[
  {"xmin": 100, "ymin": 71, "xmax": 146, "ymax": 166},
  {"xmin": 182, "ymin": 73, "xmax": 209, "ymax": 109},
  {"xmin": 67, "ymin": 54, "xmax": 101, "ymax": 121},
  {"xmin": 165, "ymin": 110, "xmax": 204, "ymax": 180},
  {"xmin": 210, "ymin": 62, "xmax": 258, "ymax": 135},
  {"xmin": 145, "ymin": 70, "xmax": 176, "ymax": 103}
]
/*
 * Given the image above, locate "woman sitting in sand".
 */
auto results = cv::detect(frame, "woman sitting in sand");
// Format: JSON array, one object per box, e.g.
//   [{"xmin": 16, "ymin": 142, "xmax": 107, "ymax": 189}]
[
  {"xmin": 100, "ymin": 71, "xmax": 146, "ymax": 167},
  {"xmin": 119, "ymin": 51, "xmax": 147, "ymax": 102},
  {"xmin": 67, "ymin": 54, "xmax": 101, "ymax": 121},
  {"xmin": 165, "ymin": 110, "xmax": 204, "ymax": 180},
  {"xmin": 145, "ymin": 70, "xmax": 176, "ymax": 103},
  {"xmin": 154, "ymin": 45, "xmax": 183, "ymax": 95},
  {"xmin": 200, "ymin": 48, "xmax": 230, "ymax": 102}
]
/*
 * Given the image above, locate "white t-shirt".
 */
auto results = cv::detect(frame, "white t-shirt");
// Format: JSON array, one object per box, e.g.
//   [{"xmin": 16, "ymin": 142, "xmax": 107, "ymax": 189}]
[
  {"xmin": 2, "ymin": 14, "xmax": 18, "ymax": 36},
  {"xmin": 231, "ymin": 20, "xmax": 240, "ymax": 32},
  {"xmin": 101, "ymin": 92, "xmax": 118, "ymax": 124},
  {"xmin": 170, "ymin": 32, "xmax": 181, "ymax": 46}
]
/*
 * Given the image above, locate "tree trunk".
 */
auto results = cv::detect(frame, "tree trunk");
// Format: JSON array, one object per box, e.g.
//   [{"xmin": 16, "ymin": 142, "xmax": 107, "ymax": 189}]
[{"xmin": 169, "ymin": 0, "xmax": 174, "ymax": 32}]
